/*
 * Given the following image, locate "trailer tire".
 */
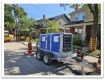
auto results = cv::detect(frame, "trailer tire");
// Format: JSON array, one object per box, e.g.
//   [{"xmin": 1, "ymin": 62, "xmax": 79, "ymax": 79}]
[
  {"xmin": 43, "ymin": 52, "xmax": 52, "ymax": 65},
  {"xmin": 36, "ymin": 42, "xmax": 39, "ymax": 51},
  {"xmin": 36, "ymin": 50, "xmax": 43, "ymax": 61}
]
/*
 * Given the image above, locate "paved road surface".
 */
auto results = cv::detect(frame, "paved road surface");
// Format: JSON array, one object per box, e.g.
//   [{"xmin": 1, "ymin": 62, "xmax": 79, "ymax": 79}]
[{"xmin": 4, "ymin": 42, "xmax": 98, "ymax": 76}]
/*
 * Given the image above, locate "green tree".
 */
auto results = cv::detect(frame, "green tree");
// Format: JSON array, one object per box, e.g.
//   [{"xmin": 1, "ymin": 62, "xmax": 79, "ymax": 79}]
[
  {"xmin": 4, "ymin": 4, "xmax": 15, "ymax": 30},
  {"xmin": 12, "ymin": 4, "xmax": 27, "ymax": 23},
  {"xmin": 47, "ymin": 19, "xmax": 59, "ymax": 33},
  {"xmin": 60, "ymin": 4, "xmax": 81, "ymax": 10},
  {"xmin": 9, "ymin": 4, "xmax": 26, "ymax": 35},
  {"xmin": 4, "ymin": 4, "xmax": 14, "ymax": 23},
  {"xmin": 4, "ymin": 4, "xmax": 28, "ymax": 36},
  {"xmin": 19, "ymin": 16, "xmax": 36, "ymax": 38},
  {"xmin": 19, "ymin": 16, "xmax": 36, "ymax": 31}
]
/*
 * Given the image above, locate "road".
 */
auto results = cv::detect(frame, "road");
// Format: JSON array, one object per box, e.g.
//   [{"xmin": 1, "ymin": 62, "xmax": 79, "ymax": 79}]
[{"xmin": 4, "ymin": 42, "xmax": 98, "ymax": 76}]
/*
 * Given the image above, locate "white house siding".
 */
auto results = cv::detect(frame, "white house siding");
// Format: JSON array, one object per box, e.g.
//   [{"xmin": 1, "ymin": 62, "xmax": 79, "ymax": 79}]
[{"xmin": 56, "ymin": 16, "xmax": 69, "ymax": 29}]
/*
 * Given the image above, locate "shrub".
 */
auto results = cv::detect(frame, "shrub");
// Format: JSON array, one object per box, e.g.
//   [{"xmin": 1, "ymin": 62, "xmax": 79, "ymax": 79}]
[
  {"xmin": 31, "ymin": 32, "xmax": 36, "ymax": 39},
  {"xmin": 73, "ymin": 45, "xmax": 79, "ymax": 49},
  {"xmin": 85, "ymin": 49, "xmax": 100, "ymax": 56},
  {"xmin": 35, "ymin": 32, "xmax": 40, "ymax": 39},
  {"xmin": 73, "ymin": 36, "xmax": 82, "ymax": 46},
  {"xmin": 20, "ymin": 36, "xmax": 25, "ymax": 41},
  {"xmin": 30, "ymin": 39, "xmax": 36, "ymax": 43}
]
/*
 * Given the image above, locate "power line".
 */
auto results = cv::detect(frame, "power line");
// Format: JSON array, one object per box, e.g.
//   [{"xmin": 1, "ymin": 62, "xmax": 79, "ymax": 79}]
[
  {"xmin": 26, "ymin": 12, "xmax": 43, "ymax": 20},
  {"xmin": 27, "ymin": 4, "xmax": 57, "ymax": 14},
  {"xmin": 28, "ymin": 12, "xmax": 42, "ymax": 17}
]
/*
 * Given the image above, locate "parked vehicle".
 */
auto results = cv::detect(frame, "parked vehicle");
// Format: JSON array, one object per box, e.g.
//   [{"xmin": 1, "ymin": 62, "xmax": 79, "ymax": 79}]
[{"xmin": 4, "ymin": 31, "xmax": 13, "ymax": 41}]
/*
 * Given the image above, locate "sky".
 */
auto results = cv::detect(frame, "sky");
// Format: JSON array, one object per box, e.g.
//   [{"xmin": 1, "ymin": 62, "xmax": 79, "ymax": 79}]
[{"xmin": 17, "ymin": 4, "xmax": 75, "ymax": 20}]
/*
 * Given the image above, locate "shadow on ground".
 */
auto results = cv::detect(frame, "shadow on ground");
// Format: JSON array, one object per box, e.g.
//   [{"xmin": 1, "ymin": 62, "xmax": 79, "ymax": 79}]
[
  {"xmin": 4, "ymin": 46, "xmax": 99, "ymax": 76},
  {"xmin": 4, "ymin": 49, "xmax": 75, "ymax": 75}
]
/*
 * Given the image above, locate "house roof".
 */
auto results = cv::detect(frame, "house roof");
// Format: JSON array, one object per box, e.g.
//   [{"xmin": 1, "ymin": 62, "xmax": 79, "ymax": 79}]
[
  {"xmin": 53, "ymin": 14, "xmax": 70, "ymax": 21},
  {"xmin": 35, "ymin": 23, "xmax": 64, "ymax": 29},
  {"xmin": 83, "ymin": 21, "xmax": 93, "ymax": 23},
  {"xmin": 35, "ymin": 23, "xmax": 48, "ymax": 29},
  {"xmin": 35, "ymin": 14, "xmax": 70, "ymax": 29},
  {"xmin": 64, "ymin": 20, "xmax": 84, "ymax": 26},
  {"xmin": 63, "ymin": 20, "xmax": 93, "ymax": 26},
  {"xmin": 34, "ymin": 24, "xmax": 43, "ymax": 29},
  {"xmin": 36, "ymin": 14, "xmax": 70, "ymax": 22}
]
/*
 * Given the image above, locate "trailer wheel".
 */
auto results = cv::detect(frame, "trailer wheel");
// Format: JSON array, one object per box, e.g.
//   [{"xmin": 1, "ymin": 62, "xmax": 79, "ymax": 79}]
[
  {"xmin": 43, "ymin": 52, "xmax": 52, "ymax": 65},
  {"xmin": 36, "ymin": 50, "xmax": 43, "ymax": 60}
]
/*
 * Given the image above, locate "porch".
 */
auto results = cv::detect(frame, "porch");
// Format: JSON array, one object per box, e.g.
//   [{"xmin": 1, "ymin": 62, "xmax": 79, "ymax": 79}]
[{"xmin": 64, "ymin": 21, "xmax": 93, "ymax": 41}]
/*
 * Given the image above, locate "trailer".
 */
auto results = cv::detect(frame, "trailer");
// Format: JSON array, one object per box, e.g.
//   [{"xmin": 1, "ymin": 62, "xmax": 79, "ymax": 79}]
[{"xmin": 35, "ymin": 32, "xmax": 101, "ymax": 75}]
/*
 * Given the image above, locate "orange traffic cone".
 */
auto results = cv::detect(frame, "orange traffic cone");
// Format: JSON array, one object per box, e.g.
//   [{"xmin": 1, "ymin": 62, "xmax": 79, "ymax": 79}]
[
  {"xmin": 28, "ymin": 42, "xmax": 32, "ymax": 54},
  {"xmin": 97, "ymin": 52, "xmax": 101, "ymax": 71}
]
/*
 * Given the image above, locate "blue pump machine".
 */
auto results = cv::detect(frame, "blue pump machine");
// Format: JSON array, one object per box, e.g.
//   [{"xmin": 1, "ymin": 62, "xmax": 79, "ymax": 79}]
[
  {"xmin": 38, "ymin": 32, "xmax": 94, "ymax": 70},
  {"xmin": 39, "ymin": 32, "xmax": 73, "ymax": 58}
]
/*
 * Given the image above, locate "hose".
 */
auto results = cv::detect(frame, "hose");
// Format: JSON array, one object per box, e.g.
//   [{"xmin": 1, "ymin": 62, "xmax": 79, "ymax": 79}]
[
  {"xmin": 21, "ymin": 41, "xmax": 39, "ymax": 52},
  {"xmin": 21, "ymin": 41, "xmax": 28, "ymax": 46}
]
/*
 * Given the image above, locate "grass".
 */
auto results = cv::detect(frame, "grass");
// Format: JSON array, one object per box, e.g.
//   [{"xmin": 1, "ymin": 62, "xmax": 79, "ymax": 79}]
[
  {"xmin": 84, "ymin": 49, "xmax": 100, "ymax": 56},
  {"xmin": 73, "ymin": 45, "xmax": 80, "ymax": 49}
]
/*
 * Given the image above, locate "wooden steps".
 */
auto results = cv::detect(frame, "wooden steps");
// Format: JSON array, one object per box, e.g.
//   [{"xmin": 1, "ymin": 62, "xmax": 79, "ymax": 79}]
[{"xmin": 89, "ymin": 37, "xmax": 97, "ymax": 51}]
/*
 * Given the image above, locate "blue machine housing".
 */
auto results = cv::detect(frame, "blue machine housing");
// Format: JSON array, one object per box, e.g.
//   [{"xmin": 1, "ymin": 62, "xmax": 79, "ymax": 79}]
[{"xmin": 39, "ymin": 32, "xmax": 73, "ymax": 58}]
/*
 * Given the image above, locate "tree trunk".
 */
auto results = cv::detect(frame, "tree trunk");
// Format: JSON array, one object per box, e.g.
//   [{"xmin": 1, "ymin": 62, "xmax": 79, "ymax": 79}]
[
  {"xmin": 14, "ymin": 29, "xmax": 16, "ymax": 40},
  {"xmin": 91, "ymin": 15, "xmax": 98, "ymax": 38},
  {"xmin": 88, "ymin": 4, "xmax": 98, "ymax": 38},
  {"xmin": 88, "ymin": 4, "xmax": 98, "ymax": 51}
]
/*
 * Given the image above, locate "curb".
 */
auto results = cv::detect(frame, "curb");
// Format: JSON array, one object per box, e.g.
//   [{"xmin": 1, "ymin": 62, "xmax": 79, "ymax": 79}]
[{"xmin": 89, "ymin": 54, "xmax": 99, "ymax": 58}]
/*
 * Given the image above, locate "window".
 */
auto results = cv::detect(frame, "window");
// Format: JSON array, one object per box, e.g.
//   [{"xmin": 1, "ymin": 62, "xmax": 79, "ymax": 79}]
[
  {"xmin": 75, "ymin": 12, "xmax": 85, "ymax": 21},
  {"xmin": 83, "ymin": 16, "xmax": 85, "ymax": 19},
  {"xmin": 75, "ymin": 17, "xmax": 78, "ymax": 20},
  {"xmin": 75, "ymin": 13, "xmax": 79, "ymax": 20},
  {"xmin": 83, "ymin": 12, "xmax": 85, "ymax": 19},
  {"xmin": 75, "ymin": 29, "xmax": 77, "ymax": 34},
  {"xmin": 59, "ymin": 22, "xmax": 61, "ymax": 25},
  {"xmin": 78, "ymin": 29, "xmax": 82, "ymax": 33},
  {"xmin": 4, "ymin": 32, "xmax": 9, "ymax": 37}
]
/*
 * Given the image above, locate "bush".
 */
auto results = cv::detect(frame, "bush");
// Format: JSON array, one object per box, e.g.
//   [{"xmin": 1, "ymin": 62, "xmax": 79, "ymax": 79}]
[
  {"xmin": 35, "ymin": 32, "xmax": 40, "ymax": 39},
  {"xmin": 73, "ymin": 45, "xmax": 79, "ymax": 49},
  {"xmin": 31, "ymin": 32, "xmax": 36, "ymax": 39},
  {"xmin": 30, "ymin": 39, "xmax": 36, "ymax": 43},
  {"xmin": 20, "ymin": 36, "xmax": 25, "ymax": 41},
  {"xmin": 85, "ymin": 49, "xmax": 100, "ymax": 56},
  {"xmin": 73, "ymin": 37, "xmax": 82, "ymax": 46}
]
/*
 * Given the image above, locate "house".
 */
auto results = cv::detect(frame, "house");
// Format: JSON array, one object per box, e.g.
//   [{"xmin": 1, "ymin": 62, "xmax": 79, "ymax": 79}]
[
  {"xmin": 35, "ymin": 14, "xmax": 70, "ymax": 34},
  {"xmin": 64, "ymin": 5, "xmax": 101, "ymax": 41}
]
